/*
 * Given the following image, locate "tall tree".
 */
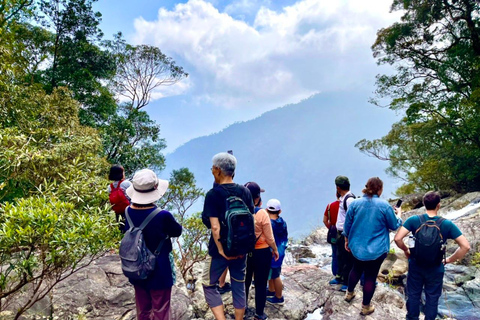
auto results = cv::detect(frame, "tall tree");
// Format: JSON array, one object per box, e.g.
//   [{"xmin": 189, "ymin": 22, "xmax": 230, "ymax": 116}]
[
  {"xmin": 357, "ymin": 0, "xmax": 480, "ymax": 193},
  {"xmin": 36, "ymin": 0, "xmax": 117, "ymax": 125}
]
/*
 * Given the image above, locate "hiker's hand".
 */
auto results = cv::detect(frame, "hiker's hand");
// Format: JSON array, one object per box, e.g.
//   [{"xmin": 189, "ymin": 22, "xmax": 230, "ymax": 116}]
[
  {"xmin": 273, "ymin": 250, "xmax": 279, "ymax": 261},
  {"xmin": 345, "ymin": 241, "xmax": 351, "ymax": 253},
  {"xmin": 394, "ymin": 206, "xmax": 402, "ymax": 216},
  {"xmin": 219, "ymin": 250, "xmax": 235, "ymax": 260},
  {"xmin": 403, "ymin": 248, "xmax": 410, "ymax": 259}
]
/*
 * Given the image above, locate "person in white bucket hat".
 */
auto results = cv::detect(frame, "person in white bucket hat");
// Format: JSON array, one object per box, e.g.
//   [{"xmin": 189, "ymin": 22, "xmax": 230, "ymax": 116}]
[{"xmin": 124, "ymin": 169, "xmax": 182, "ymax": 320}]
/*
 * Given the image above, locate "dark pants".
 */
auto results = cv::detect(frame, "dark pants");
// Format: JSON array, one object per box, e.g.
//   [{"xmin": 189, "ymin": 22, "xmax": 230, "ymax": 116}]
[
  {"xmin": 245, "ymin": 248, "xmax": 272, "ymax": 316},
  {"xmin": 336, "ymin": 232, "xmax": 353, "ymax": 284},
  {"xmin": 406, "ymin": 259, "xmax": 444, "ymax": 320},
  {"xmin": 202, "ymin": 254, "xmax": 247, "ymax": 309},
  {"xmin": 331, "ymin": 243, "xmax": 338, "ymax": 276},
  {"xmin": 134, "ymin": 286, "xmax": 172, "ymax": 320},
  {"xmin": 347, "ymin": 253, "xmax": 387, "ymax": 306}
]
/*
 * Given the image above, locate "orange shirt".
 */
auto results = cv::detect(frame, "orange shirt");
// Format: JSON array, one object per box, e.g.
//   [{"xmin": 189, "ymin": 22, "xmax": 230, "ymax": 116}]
[{"xmin": 254, "ymin": 209, "xmax": 275, "ymax": 249}]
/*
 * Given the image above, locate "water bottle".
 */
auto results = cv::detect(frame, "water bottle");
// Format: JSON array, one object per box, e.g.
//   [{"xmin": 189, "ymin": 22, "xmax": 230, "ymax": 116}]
[{"xmin": 408, "ymin": 235, "xmax": 415, "ymax": 248}]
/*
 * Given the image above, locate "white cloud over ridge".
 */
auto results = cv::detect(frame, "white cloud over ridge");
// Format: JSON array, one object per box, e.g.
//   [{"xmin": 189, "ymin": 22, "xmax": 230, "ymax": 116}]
[{"xmin": 132, "ymin": 0, "xmax": 400, "ymax": 110}]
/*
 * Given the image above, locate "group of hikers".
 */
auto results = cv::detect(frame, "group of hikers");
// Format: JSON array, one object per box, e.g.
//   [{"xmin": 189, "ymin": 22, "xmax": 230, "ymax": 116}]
[
  {"xmin": 108, "ymin": 151, "xmax": 471, "ymax": 320},
  {"xmin": 323, "ymin": 176, "xmax": 470, "ymax": 319}
]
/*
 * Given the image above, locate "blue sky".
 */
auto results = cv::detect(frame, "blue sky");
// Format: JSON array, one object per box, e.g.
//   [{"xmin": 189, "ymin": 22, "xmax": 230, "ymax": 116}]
[{"xmin": 94, "ymin": 0, "xmax": 402, "ymax": 153}]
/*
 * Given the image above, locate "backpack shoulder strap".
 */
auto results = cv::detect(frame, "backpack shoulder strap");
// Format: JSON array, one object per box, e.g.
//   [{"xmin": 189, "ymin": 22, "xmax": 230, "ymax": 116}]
[
  {"xmin": 343, "ymin": 193, "xmax": 354, "ymax": 211},
  {"xmin": 436, "ymin": 217, "xmax": 446, "ymax": 226},
  {"xmin": 112, "ymin": 179, "xmax": 124, "ymax": 190},
  {"xmin": 139, "ymin": 207, "xmax": 162, "ymax": 230},
  {"xmin": 327, "ymin": 203, "xmax": 331, "ymax": 220},
  {"xmin": 153, "ymin": 236, "xmax": 169, "ymax": 255},
  {"xmin": 125, "ymin": 207, "xmax": 162, "ymax": 230},
  {"xmin": 418, "ymin": 214, "xmax": 426, "ymax": 224}
]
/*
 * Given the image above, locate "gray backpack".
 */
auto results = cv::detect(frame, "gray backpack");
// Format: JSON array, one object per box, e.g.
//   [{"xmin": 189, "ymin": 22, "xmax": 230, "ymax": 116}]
[{"xmin": 119, "ymin": 207, "xmax": 167, "ymax": 280}]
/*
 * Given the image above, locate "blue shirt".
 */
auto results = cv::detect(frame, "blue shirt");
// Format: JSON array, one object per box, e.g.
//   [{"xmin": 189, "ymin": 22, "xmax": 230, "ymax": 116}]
[
  {"xmin": 343, "ymin": 195, "xmax": 402, "ymax": 261},
  {"xmin": 403, "ymin": 214, "xmax": 462, "ymax": 241}
]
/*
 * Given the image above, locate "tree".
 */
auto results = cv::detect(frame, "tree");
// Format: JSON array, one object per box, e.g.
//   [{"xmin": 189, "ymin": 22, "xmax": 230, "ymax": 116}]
[
  {"xmin": 358, "ymin": 0, "xmax": 480, "ymax": 192},
  {"xmin": 0, "ymin": 40, "xmax": 118, "ymax": 318},
  {"xmin": 0, "ymin": 0, "xmax": 34, "ymax": 28},
  {"xmin": 112, "ymin": 41, "xmax": 188, "ymax": 110},
  {"xmin": 99, "ymin": 37, "xmax": 188, "ymax": 174},
  {"xmin": 159, "ymin": 168, "xmax": 208, "ymax": 282},
  {"xmin": 35, "ymin": 0, "xmax": 117, "ymax": 125}
]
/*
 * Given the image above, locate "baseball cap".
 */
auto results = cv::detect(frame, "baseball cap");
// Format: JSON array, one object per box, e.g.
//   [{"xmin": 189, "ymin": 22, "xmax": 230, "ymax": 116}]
[
  {"xmin": 335, "ymin": 175, "xmax": 350, "ymax": 187},
  {"xmin": 266, "ymin": 199, "xmax": 281, "ymax": 212},
  {"xmin": 244, "ymin": 181, "xmax": 265, "ymax": 199}
]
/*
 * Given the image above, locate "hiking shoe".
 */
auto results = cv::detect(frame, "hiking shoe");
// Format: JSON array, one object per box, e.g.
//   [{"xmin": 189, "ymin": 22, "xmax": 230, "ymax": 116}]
[
  {"xmin": 253, "ymin": 313, "xmax": 268, "ymax": 320},
  {"xmin": 266, "ymin": 289, "xmax": 275, "ymax": 298},
  {"xmin": 344, "ymin": 291, "xmax": 356, "ymax": 302},
  {"xmin": 329, "ymin": 278, "xmax": 341, "ymax": 285},
  {"xmin": 360, "ymin": 304, "xmax": 375, "ymax": 316},
  {"xmin": 267, "ymin": 296, "xmax": 285, "ymax": 305},
  {"xmin": 339, "ymin": 285, "xmax": 348, "ymax": 292},
  {"xmin": 217, "ymin": 282, "xmax": 232, "ymax": 294},
  {"xmin": 244, "ymin": 307, "xmax": 255, "ymax": 319}
]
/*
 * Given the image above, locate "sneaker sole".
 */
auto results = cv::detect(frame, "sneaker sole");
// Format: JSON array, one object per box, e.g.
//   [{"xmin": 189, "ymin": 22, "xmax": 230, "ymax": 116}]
[{"xmin": 267, "ymin": 300, "xmax": 285, "ymax": 306}]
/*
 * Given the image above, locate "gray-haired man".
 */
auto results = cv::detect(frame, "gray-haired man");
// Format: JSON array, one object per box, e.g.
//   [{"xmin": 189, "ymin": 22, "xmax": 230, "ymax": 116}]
[{"xmin": 202, "ymin": 152, "xmax": 254, "ymax": 320}]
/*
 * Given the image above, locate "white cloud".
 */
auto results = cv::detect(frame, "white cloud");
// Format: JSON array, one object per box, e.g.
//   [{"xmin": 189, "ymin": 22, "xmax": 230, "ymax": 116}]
[{"xmin": 132, "ymin": 0, "xmax": 400, "ymax": 110}]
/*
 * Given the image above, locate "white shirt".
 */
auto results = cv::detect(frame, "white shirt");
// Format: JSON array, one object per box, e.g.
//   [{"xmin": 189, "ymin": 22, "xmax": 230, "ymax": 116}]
[{"xmin": 336, "ymin": 191, "xmax": 355, "ymax": 232}]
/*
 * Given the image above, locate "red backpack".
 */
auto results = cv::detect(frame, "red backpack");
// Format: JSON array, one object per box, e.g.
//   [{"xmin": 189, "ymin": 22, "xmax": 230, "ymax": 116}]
[{"xmin": 109, "ymin": 180, "xmax": 130, "ymax": 214}]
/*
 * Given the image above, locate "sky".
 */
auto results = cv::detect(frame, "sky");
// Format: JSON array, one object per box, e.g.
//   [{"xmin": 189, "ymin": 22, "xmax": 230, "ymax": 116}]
[{"xmin": 94, "ymin": 0, "xmax": 403, "ymax": 153}]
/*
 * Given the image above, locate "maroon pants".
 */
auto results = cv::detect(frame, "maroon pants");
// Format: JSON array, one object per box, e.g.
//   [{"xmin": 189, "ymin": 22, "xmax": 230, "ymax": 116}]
[{"xmin": 134, "ymin": 286, "xmax": 172, "ymax": 320}]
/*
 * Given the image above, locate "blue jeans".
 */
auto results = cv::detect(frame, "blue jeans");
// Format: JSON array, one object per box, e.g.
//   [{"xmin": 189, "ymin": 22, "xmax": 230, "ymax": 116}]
[
  {"xmin": 331, "ymin": 243, "xmax": 338, "ymax": 276},
  {"xmin": 406, "ymin": 259, "xmax": 444, "ymax": 320}
]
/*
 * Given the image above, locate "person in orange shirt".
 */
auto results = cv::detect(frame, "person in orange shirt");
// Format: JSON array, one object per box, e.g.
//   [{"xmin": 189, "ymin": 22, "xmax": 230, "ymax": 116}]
[{"xmin": 244, "ymin": 182, "xmax": 279, "ymax": 320}]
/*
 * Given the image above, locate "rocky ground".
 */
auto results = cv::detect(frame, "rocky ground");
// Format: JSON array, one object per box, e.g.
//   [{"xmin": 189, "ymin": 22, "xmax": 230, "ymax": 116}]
[{"xmin": 2, "ymin": 192, "xmax": 479, "ymax": 320}]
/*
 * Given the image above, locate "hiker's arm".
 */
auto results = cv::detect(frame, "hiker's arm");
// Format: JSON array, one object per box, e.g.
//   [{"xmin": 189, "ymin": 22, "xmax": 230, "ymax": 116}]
[
  {"xmin": 210, "ymin": 217, "xmax": 232, "ymax": 260},
  {"xmin": 323, "ymin": 214, "xmax": 329, "ymax": 228},
  {"xmin": 445, "ymin": 235, "xmax": 470, "ymax": 264},
  {"xmin": 394, "ymin": 226, "xmax": 410, "ymax": 258},
  {"xmin": 167, "ymin": 212, "xmax": 182, "ymax": 238},
  {"xmin": 262, "ymin": 211, "xmax": 279, "ymax": 260},
  {"xmin": 386, "ymin": 205, "xmax": 403, "ymax": 231}
]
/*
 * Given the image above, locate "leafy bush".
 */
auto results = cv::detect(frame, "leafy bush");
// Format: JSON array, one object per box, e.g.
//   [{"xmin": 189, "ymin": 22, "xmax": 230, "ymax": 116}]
[{"xmin": 0, "ymin": 197, "xmax": 118, "ymax": 317}]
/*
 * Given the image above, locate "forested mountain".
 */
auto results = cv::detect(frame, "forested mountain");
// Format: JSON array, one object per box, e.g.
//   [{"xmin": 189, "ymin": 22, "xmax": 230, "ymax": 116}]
[{"xmin": 166, "ymin": 92, "xmax": 401, "ymax": 238}]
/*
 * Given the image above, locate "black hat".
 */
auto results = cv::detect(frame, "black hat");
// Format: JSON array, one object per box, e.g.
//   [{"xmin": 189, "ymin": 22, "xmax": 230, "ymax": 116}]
[{"xmin": 244, "ymin": 181, "xmax": 265, "ymax": 199}]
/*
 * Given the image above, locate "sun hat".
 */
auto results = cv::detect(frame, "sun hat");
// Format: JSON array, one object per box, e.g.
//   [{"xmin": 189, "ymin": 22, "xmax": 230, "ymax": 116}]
[
  {"xmin": 266, "ymin": 199, "xmax": 281, "ymax": 212},
  {"xmin": 126, "ymin": 169, "xmax": 169, "ymax": 205}
]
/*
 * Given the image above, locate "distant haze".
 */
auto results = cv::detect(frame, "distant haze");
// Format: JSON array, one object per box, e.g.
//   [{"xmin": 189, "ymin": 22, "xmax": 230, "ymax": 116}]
[{"xmin": 165, "ymin": 92, "xmax": 401, "ymax": 238}]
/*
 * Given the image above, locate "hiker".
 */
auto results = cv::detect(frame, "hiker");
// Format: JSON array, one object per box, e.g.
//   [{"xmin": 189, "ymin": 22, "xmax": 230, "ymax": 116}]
[
  {"xmin": 343, "ymin": 177, "xmax": 403, "ymax": 315},
  {"xmin": 329, "ymin": 175, "xmax": 355, "ymax": 292},
  {"xmin": 244, "ymin": 187, "xmax": 280, "ymax": 320},
  {"xmin": 108, "ymin": 164, "xmax": 132, "ymax": 231},
  {"xmin": 394, "ymin": 191, "xmax": 470, "ymax": 320},
  {"xmin": 266, "ymin": 199, "xmax": 288, "ymax": 306},
  {"xmin": 323, "ymin": 193, "xmax": 341, "ymax": 277},
  {"xmin": 201, "ymin": 152, "xmax": 255, "ymax": 320},
  {"xmin": 123, "ymin": 169, "xmax": 182, "ymax": 320}
]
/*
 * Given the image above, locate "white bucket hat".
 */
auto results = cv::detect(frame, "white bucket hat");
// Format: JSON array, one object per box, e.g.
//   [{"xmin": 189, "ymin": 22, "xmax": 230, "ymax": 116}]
[{"xmin": 126, "ymin": 169, "xmax": 169, "ymax": 205}]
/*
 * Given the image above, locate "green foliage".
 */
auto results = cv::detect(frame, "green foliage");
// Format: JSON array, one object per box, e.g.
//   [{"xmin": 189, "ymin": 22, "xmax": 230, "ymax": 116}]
[
  {"xmin": 472, "ymin": 252, "xmax": 480, "ymax": 268},
  {"xmin": 0, "ymin": 197, "xmax": 117, "ymax": 317},
  {"xmin": 160, "ymin": 168, "xmax": 207, "ymax": 281},
  {"xmin": 359, "ymin": 0, "xmax": 480, "ymax": 192},
  {"xmin": 101, "ymin": 105, "xmax": 166, "ymax": 175}
]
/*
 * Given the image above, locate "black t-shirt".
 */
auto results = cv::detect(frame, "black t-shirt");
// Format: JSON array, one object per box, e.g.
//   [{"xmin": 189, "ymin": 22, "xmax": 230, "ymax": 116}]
[{"xmin": 202, "ymin": 183, "xmax": 255, "ymax": 257}]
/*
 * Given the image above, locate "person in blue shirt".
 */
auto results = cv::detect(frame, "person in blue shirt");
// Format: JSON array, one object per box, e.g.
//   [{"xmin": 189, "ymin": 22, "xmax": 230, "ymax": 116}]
[
  {"xmin": 343, "ymin": 177, "xmax": 403, "ymax": 315},
  {"xmin": 394, "ymin": 191, "xmax": 470, "ymax": 320}
]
